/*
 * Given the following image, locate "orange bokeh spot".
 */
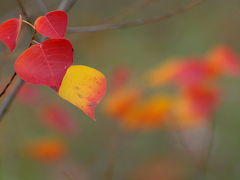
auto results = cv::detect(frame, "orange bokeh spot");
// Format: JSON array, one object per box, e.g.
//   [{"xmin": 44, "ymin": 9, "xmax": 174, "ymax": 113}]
[
  {"xmin": 122, "ymin": 95, "xmax": 172, "ymax": 130},
  {"xmin": 146, "ymin": 60, "xmax": 180, "ymax": 86},
  {"xmin": 26, "ymin": 139, "xmax": 66, "ymax": 162},
  {"xmin": 104, "ymin": 88, "xmax": 142, "ymax": 119}
]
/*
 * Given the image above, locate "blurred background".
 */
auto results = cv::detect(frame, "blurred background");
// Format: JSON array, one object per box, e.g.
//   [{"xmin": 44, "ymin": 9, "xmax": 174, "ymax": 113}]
[{"xmin": 0, "ymin": 0, "xmax": 240, "ymax": 179}]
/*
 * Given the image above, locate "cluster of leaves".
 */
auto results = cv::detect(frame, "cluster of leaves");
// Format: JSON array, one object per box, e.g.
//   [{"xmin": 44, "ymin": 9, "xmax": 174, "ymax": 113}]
[
  {"xmin": 0, "ymin": 11, "xmax": 107, "ymax": 120},
  {"xmin": 104, "ymin": 46, "xmax": 240, "ymax": 130}
]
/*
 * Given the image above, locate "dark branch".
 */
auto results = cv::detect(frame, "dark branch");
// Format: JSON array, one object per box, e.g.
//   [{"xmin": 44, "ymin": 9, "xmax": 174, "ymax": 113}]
[
  {"xmin": 0, "ymin": 73, "xmax": 17, "ymax": 98},
  {"xmin": 0, "ymin": 78, "xmax": 24, "ymax": 117}
]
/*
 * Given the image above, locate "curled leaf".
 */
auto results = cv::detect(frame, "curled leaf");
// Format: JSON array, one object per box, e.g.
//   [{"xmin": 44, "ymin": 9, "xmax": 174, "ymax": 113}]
[
  {"xmin": 58, "ymin": 65, "xmax": 107, "ymax": 120},
  {"xmin": 0, "ymin": 16, "xmax": 22, "ymax": 51}
]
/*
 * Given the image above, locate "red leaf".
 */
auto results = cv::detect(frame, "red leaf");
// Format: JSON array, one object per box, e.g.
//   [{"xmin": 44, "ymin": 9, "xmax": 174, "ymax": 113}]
[
  {"xmin": 41, "ymin": 104, "xmax": 78, "ymax": 135},
  {"xmin": 110, "ymin": 66, "xmax": 132, "ymax": 91},
  {"xmin": 0, "ymin": 16, "xmax": 22, "ymax": 51},
  {"xmin": 207, "ymin": 45, "xmax": 240, "ymax": 75},
  {"xmin": 14, "ymin": 39, "xmax": 73, "ymax": 90},
  {"xmin": 34, "ymin": 11, "xmax": 68, "ymax": 38},
  {"xmin": 172, "ymin": 60, "xmax": 210, "ymax": 87},
  {"xmin": 17, "ymin": 83, "xmax": 42, "ymax": 105}
]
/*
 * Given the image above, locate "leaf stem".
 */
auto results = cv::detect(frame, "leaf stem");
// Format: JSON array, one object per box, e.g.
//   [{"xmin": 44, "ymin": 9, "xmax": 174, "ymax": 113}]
[
  {"xmin": 32, "ymin": 40, "xmax": 40, "ymax": 45},
  {"xmin": 22, "ymin": 20, "xmax": 35, "ymax": 30}
]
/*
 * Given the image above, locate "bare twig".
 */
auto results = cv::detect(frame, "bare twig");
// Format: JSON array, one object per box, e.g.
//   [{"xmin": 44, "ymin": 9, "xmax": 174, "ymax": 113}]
[
  {"xmin": 67, "ymin": 0, "xmax": 206, "ymax": 33},
  {"xmin": 16, "ymin": 0, "xmax": 28, "ymax": 17},
  {"xmin": 173, "ymin": 120, "xmax": 215, "ymax": 180},
  {"xmin": 0, "ymin": 73, "xmax": 17, "ymax": 98},
  {"xmin": 0, "ymin": 78, "xmax": 24, "ymax": 117}
]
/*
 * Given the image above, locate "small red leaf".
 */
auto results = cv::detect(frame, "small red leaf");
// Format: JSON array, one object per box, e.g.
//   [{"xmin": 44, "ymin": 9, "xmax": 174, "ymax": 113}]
[
  {"xmin": 0, "ymin": 16, "xmax": 22, "ymax": 51},
  {"xmin": 41, "ymin": 104, "xmax": 78, "ymax": 135},
  {"xmin": 110, "ymin": 66, "xmax": 132, "ymax": 91},
  {"xmin": 17, "ymin": 83, "xmax": 42, "ymax": 105},
  {"xmin": 34, "ymin": 11, "xmax": 68, "ymax": 38},
  {"xmin": 14, "ymin": 39, "xmax": 73, "ymax": 90}
]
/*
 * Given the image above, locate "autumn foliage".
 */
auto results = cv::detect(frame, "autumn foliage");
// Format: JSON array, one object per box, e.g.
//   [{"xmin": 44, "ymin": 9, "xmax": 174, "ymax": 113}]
[
  {"xmin": 0, "ymin": 2, "xmax": 239, "ymax": 179},
  {"xmin": 0, "ymin": 10, "xmax": 106, "ymax": 120}
]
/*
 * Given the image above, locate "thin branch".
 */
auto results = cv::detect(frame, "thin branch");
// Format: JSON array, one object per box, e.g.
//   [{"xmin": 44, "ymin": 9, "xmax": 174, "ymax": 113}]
[
  {"xmin": 16, "ymin": 0, "xmax": 28, "ymax": 17},
  {"xmin": 0, "ymin": 73, "xmax": 17, "ymax": 98},
  {"xmin": 194, "ymin": 116, "xmax": 216, "ymax": 180},
  {"xmin": 22, "ymin": 20, "xmax": 35, "ymax": 29},
  {"xmin": 0, "ymin": 78, "xmax": 24, "ymax": 118},
  {"xmin": 67, "ymin": 0, "xmax": 206, "ymax": 33}
]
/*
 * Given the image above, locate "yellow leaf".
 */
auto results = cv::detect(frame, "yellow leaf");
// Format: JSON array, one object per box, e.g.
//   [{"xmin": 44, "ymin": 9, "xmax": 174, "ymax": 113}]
[{"xmin": 58, "ymin": 65, "xmax": 107, "ymax": 120}]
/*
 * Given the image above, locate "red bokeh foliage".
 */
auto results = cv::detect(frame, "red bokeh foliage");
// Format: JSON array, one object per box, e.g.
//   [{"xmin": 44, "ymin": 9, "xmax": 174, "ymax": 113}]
[
  {"xmin": 41, "ymin": 104, "xmax": 78, "ymax": 135},
  {"xmin": 17, "ymin": 83, "xmax": 42, "ymax": 105},
  {"xmin": 104, "ymin": 46, "xmax": 240, "ymax": 130}
]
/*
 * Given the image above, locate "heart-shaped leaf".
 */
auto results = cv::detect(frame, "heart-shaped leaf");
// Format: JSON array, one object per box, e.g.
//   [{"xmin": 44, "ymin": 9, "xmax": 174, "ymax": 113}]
[
  {"xmin": 0, "ymin": 16, "xmax": 22, "ymax": 51},
  {"xmin": 34, "ymin": 11, "xmax": 68, "ymax": 38},
  {"xmin": 58, "ymin": 65, "xmax": 107, "ymax": 120},
  {"xmin": 14, "ymin": 39, "xmax": 73, "ymax": 90}
]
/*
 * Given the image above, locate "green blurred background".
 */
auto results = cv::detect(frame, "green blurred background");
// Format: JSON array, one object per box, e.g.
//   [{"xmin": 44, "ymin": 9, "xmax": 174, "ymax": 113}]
[{"xmin": 0, "ymin": 0, "xmax": 240, "ymax": 179}]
